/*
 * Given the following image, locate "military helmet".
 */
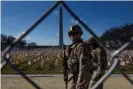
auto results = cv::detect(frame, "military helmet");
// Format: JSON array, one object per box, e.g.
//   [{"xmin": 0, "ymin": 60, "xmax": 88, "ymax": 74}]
[
  {"xmin": 68, "ymin": 25, "xmax": 83, "ymax": 36},
  {"xmin": 87, "ymin": 37, "xmax": 99, "ymax": 47},
  {"xmin": 87, "ymin": 37, "xmax": 97, "ymax": 45}
]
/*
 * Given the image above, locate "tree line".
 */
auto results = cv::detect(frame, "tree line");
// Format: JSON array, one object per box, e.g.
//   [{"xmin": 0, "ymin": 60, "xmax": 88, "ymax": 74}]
[
  {"xmin": 101, "ymin": 24, "xmax": 133, "ymax": 49},
  {"xmin": 1, "ymin": 34, "xmax": 37, "ymax": 51}
]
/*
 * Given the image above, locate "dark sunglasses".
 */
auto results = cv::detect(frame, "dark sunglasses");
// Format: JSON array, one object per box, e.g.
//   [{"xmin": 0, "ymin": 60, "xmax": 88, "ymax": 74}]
[{"xmin": 69, "ymin": 32, "xmax": 78, "ymax": 36}]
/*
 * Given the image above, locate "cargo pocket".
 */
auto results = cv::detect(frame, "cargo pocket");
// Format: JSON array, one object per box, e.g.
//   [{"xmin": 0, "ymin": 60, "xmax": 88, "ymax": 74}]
[{"xmin": 67, "ymin": 58, "xmax": 79, "ymax": 74}]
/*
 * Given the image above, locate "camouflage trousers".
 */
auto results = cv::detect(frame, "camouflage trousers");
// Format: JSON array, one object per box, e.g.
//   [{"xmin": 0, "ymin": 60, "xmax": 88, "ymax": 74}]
[
  {"xmin": 68, "ymin": 74, "xmax": 91, "ymax": 89},
  {"xmin": 67, "ymin": 74, "xmax": 77, "ymax": 89},
  {"xmin": 89, "ymin": 69, "xmax": 105, "ymax": 89}
]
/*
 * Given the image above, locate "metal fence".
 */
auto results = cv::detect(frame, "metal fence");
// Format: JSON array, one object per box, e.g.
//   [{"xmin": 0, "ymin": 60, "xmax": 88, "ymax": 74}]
[{"xmin": 1, "ymin": 1, "xmax": 133, "ymax": 89}]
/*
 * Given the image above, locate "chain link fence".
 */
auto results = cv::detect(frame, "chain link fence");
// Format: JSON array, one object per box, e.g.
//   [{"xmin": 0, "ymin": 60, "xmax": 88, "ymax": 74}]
[{"xmin": 1, "ymin": 1, "xmax": 133, "ymax": 89}]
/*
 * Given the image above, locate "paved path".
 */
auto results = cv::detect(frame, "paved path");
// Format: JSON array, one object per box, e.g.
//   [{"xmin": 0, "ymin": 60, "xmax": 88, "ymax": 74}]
[
  {"xmin": 1, "ymin": 74, "xmax": 133, "ymax": 89},
  {"xmin": 1, "ymin": 74, "xmax": 133, "ymax": 78}
]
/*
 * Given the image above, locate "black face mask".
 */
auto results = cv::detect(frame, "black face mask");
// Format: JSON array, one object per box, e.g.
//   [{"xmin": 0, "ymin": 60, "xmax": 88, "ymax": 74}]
[
  {"xmin": 90, "ymin": 43, "xmax": 99, "ymax": 49},
  {"xmin": 72, "ymin": 38, "xmax": 83, "ymax": 44}
]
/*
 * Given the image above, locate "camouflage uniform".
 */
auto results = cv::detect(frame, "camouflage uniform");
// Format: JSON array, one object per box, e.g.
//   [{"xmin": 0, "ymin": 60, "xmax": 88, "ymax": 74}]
[
  {"xmin": 65, "ymin": 24, "xmax": 92, "ymax": 89},
  {"xmin": 65, "ymin": 38, "xmax": 92, "ymax": 89},
  {"xmin": 89, "ymin": 46, "xmax": 107, "ymax": 89}
]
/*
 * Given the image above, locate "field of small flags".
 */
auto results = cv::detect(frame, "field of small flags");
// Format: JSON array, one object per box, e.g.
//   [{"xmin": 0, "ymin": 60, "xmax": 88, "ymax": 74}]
[
  {"xmin": 1, "ymin": 48, "xmax": 133, "ymax": 74},
  {"xmin": 2, "ymin": 48, "xmax": 63, "ymax": 74}
]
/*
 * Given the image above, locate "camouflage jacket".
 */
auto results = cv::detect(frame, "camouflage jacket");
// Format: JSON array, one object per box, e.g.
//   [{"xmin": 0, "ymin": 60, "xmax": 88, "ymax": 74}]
[
  {"xmin": 91, "ymin": 47, "xmax": 107, "ymax": 73},
  {"xmin": 65, "ymin": 39, "xmax": 92, "ymax": 89}
]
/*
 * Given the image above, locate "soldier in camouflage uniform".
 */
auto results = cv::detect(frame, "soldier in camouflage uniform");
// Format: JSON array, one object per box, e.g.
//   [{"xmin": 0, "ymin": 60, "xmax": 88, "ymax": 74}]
[
  {"xmin": 87, "ymin": 37, "xmax": 107, "ymax": 89},
  {"xmin": 65, "ymin": 25, "xmax": 92, "ymax": 89}
]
